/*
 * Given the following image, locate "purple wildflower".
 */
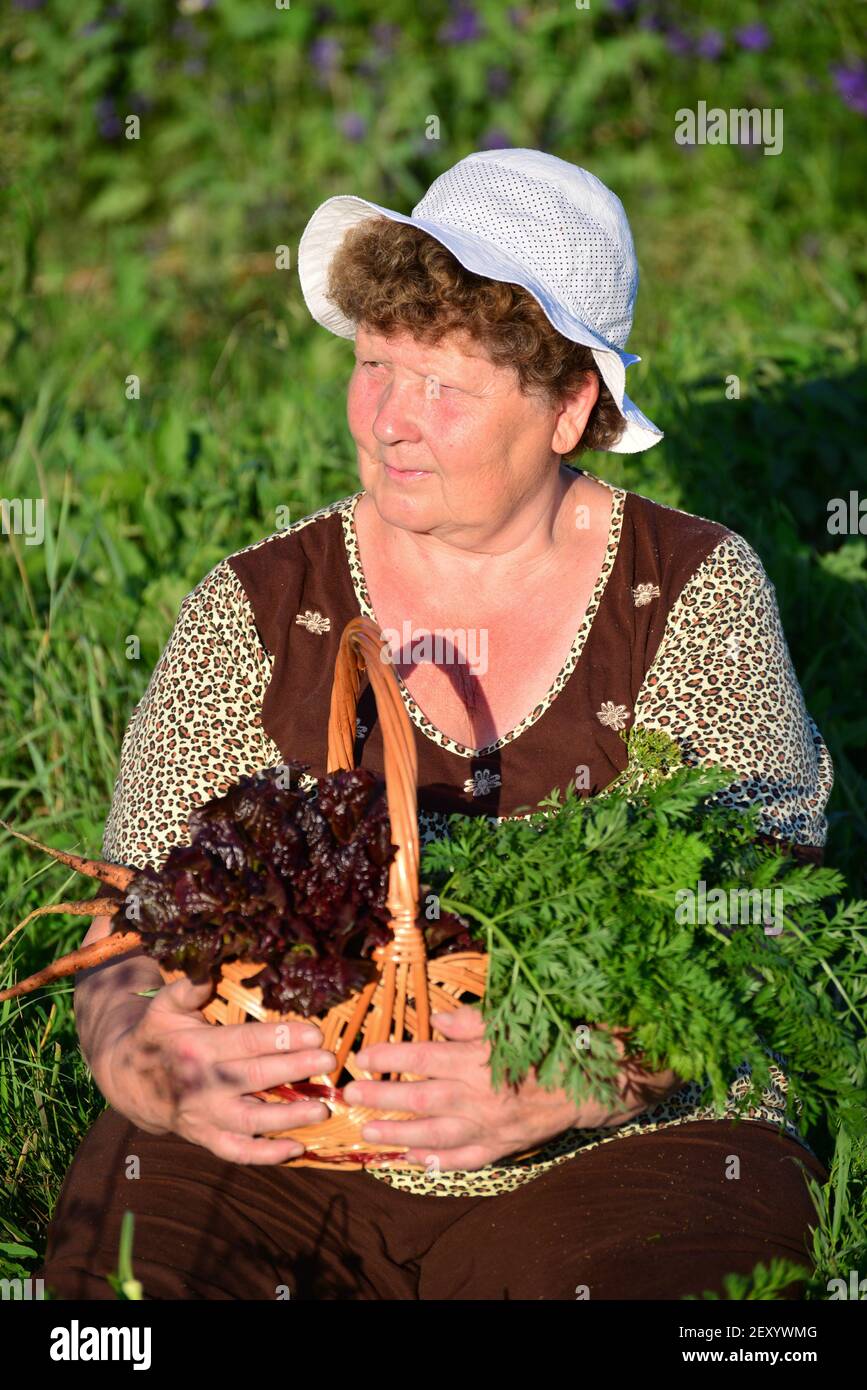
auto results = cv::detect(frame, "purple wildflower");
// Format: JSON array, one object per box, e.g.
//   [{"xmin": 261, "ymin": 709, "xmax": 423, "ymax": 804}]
[
  {"xmin": 696, "ymin": 29, "xmax": 724, "ymax": 60},
  {"xmin": 78, "ymin": 1, "xmax": 124, "ymax": 28},
  {"xmin": 439, "ymin": 5, "xmax": 484, "ymax": 44},
  {"xmin": 486, "ymin": 66, "xmax": 511, "ymax": 97},
  {"xmin": 310, "ymin": 36, "xmax": 341, "ymax": 73},
  {"xmin": 95, "ymin": 97, "xmax": 122, "ymax": 140},
  {"xmin": 172, "ymin": 17, "xmax": 207, "ymax": 46},
  {"xmin": 665, "ymin": 29, "xmax": 692, "ymax": 57},
  {"xmin": 371, "ymin": 22, "xmax": 399, "ymax": 53},
  {"xmin": 128, "ymin": 90, "xmax": 154, "ymax": 113},
  {"xmin": 183, "ymin": 57, "xmax": 206, "ymax": 77},
  {"xmin": 735, "ymin": 23, "xmax": 771, "ymax": 52},
  {"xmin": 609, "ymin": 0, "xmax": 637, "ymax": 11},
  {"xmin": 831, "ymin": 61, "xmax": 867, "ymax": 115},
  {"xmin": 13, "ymin": 0, "xmax": 46, "ymax": 9},
  {"xmin": 357, "ymin": 21, "xmax": 399, "ymax": 77},
  {"xmin": 339, "ymin": 112, "xmax": 367, "ymax": 142},
  {"xmin": 507, "ymin": 6, "xmax": 528, "ymax": 27},
  {"xmin": 480, "ymin": 128, "xmax": 512, "ymax": 150}
]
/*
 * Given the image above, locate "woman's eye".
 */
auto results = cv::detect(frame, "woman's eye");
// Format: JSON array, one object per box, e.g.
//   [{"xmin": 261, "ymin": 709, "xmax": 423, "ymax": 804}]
[{"xmin": 359, "ymin": 362, "xmax": 458, "ymax": 392}]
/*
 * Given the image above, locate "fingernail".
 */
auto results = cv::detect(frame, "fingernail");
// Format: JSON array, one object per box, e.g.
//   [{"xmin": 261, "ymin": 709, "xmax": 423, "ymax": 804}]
[
  {"xmin": 355, "ymin": 1050, "xmax": 371, "ymax": 1068},
  {"xmin": 343, "ymin": 1083, "xmax": 363, "ymax": 1104},
  {"xmin": 299, "ymin": 1026, "xmax": 322, "ymax": 1046},
  {"xmin": 364, "ymin": 1125, "xmax": 381, "ymax": 1140}
]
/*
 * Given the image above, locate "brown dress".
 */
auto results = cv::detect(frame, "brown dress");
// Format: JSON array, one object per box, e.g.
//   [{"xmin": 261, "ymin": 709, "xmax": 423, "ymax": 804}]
[{"xmin": 38, "ymin": 467, "xmax": 833, "ymax": 1297}]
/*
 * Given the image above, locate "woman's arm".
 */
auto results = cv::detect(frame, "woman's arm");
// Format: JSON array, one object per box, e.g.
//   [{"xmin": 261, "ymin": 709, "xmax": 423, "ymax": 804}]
[
  {"xmin": 633, "ymin": 529, "xmax": 833, "ymax": 857},
  {"xmin": 101, "ymin": 559, "xmax": 281, "ymax": 872},
  {"xmin": 74, "ymin": 909, "xmax": 162, "ymax": 1087},
  {"xmin": 80, "ymin": 557, "xmax": 276, "ymax": 1095},
  {"xmin": 74, "ymin": 561, "xmax": 337, "ymax": 1159}
]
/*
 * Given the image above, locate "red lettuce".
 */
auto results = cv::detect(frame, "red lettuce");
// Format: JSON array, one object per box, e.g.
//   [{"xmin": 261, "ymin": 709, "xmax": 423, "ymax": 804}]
[{"xmin": 121, "ymin": 763, "xmax": 480, "ymax": 1015}]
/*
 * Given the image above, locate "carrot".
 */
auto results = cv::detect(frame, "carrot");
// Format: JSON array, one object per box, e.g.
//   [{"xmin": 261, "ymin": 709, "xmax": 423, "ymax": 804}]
[
  {"xmin": 0, "ymin": 896, "xmax": 124, "ymax": 956},
  {"xmin": 0, "ymin": 819, "xmax": 134, "ymax": 891},
  {"xmin": 0, "ymin": 930, "xmax": 143, "ymax": 1002}
]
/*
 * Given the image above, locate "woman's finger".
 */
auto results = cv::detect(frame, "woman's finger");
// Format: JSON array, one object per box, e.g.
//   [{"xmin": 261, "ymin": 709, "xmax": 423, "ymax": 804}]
[
  {"xmin": 221, "ymin": 1096, "xmax": 329, "ymax": 1136},
  {"xmin": 429, "ymin": 1005, "xmax": 487, "ymax": 1040},
  {"xmin": 203, "ymin": 1017, "xmax": 326, "ymax": 1060},
  {"xmin": 192, "ymin": 1123, "xmax": 307, "ymax": 1166},
  {"xmin": 360, "ymin": 1114, "xmax": 475, "ymax": 1148},
  {"xmin": 184, "ymin": 1048, "xmax": 337, "ymax": 1097},
  {"xmin": 355, "ymin": 1037, "xmax": 483, "ymax": 1078},
  {"xmin": 343, "ymin": 1077, "xmax": 468, "ymax": 1115}
]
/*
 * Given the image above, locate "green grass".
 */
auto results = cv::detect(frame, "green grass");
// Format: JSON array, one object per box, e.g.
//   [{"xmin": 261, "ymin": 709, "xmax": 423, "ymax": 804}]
[{"xmin": 1, "ymin": 0, "xmax": 865, "ymax": 1298}]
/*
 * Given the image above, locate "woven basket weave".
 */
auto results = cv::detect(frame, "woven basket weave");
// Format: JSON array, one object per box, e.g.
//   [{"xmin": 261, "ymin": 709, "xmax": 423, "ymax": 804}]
[{"xmin": 161, "ymin": 615, "xmax": 491, "ymax": 1170}]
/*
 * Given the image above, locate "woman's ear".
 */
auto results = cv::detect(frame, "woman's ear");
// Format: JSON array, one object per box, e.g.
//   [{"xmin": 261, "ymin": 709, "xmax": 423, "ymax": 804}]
[{"xmin": 550, "ymin": 372, "xmax": 600, "ymax": 455}]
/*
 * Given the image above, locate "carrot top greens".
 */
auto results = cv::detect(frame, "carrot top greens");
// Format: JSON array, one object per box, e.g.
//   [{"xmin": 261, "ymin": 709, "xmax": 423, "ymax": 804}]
[{"xmin": 422, "ymin": 727, "xmax": 867, "ymax": 1132}]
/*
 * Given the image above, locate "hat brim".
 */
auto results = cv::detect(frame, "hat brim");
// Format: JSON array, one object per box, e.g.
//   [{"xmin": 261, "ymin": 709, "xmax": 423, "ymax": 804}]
[{"xmin": 297, "ymin": 194, "xmax": 663, "ymax": 454}]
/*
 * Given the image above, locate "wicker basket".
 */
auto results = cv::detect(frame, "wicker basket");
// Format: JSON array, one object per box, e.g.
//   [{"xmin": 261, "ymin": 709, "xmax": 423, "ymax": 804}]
[{"xmin": 160, "ymin": 615, "xmax": 490, "ymax": 1170}]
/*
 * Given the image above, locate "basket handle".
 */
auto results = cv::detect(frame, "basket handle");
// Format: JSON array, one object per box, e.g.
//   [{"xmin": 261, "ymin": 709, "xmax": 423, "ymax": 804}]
[{"xmin": 326, "ymin": 617, "xmax": 420, "ymax": 942}]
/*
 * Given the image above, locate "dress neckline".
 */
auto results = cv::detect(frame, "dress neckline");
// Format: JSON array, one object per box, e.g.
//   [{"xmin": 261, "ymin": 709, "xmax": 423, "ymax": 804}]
[{"xmin": 339, "ymin": 465, "xmax": 627, "ymax": 759}]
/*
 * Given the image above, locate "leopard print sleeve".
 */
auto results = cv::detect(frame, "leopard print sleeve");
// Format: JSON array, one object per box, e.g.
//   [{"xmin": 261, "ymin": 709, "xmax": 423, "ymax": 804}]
[
  {"xmin": 633, "ymin": 531, "xmax": 833, "ymax": 851},
  {"xmin": 101, "ymin": 560, "xmax": 283, "ymax": 872}
]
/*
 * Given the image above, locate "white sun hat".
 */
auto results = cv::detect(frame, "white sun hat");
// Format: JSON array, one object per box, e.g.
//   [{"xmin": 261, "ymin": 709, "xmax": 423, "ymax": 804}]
[{"xmin": 297, "ymin": 147, "xmax": 663, "ymax": 454}]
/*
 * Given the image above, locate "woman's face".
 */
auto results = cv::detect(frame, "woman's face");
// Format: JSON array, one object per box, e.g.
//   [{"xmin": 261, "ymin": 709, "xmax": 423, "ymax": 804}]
[{"xmin": 346, "ymin": 323, "xmax": 598, "ymax": 540}]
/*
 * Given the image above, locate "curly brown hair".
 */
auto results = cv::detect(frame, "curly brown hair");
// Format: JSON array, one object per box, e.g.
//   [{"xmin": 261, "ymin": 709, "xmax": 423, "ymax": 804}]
[{"xmin": 324, "ymin": 215, "xmax": 626, "ymax": 458}]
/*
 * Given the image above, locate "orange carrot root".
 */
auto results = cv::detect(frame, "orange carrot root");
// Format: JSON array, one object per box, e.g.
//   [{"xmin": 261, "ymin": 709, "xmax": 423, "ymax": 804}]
[
  {"xmin": 0, "ymin": 896, "xmax": 124, "ymax": 955},
  {"xmin": 0, "ymin": 819, "xmax": 135, "ymax": 891},
  {"xmin": 0, "ymin": 930, "xmax": 143, "ymax": 1001}
]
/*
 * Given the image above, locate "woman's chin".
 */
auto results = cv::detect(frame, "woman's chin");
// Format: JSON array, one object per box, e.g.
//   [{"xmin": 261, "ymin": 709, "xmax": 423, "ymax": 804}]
[{"xmin": 368, "ymin": 471, "xmax": 440, "ymax": 526}]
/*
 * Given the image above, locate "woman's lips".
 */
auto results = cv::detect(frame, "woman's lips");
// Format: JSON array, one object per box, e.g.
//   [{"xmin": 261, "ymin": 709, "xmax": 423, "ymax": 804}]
[{"xmin": 384, "ymin": 463, "xmax": 431, "ymax": 481}]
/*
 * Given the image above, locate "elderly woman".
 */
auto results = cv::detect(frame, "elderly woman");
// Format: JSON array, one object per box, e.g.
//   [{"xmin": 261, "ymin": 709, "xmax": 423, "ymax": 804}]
[{"xmin": 40, "ymin": 149, "xmax": 832, "ymax": 1301}]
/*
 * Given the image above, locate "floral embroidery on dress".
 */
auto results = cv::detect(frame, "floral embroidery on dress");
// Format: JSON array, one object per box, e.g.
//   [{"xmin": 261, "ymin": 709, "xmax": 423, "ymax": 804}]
[
  {"xmin": 463, "ymin": 769, "xmax": 502, "ymax": 796},
  {"xmin": 295, "ymin": 609, "xmax": 331, "ymax": 634},
  {"xmin": 632, "ymin": 583, "xmax": 661, "ymax": 607},
  {"xmin": 597, "ymin": 700, "xmax": 630, "ymax": 730}
]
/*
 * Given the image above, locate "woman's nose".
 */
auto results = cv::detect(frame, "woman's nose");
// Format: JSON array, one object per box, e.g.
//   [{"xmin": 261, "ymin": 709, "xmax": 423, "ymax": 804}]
[{"xmin": 371, "ymin": 379, "xmax": 423, "ymax": 446}]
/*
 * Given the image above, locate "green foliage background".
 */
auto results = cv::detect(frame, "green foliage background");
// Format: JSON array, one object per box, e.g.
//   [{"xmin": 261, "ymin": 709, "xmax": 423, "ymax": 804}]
[{"xmin": 0, "ymin": 0, "xmax": 865, "ymax": 1297}]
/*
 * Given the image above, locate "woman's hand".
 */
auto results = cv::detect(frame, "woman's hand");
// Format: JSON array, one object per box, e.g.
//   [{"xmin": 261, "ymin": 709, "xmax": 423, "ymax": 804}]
[
  {"xmin": 342, "ymin": 1005, "xmax": 684, "ymax": 1172},
  {"xmin": 100, "ymin": 974, "xmax": 338, "ymax": 1165}
]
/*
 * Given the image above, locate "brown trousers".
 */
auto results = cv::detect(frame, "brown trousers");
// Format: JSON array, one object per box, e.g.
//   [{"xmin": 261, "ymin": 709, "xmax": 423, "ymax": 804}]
[{"xmin": 38, "ymin": 1107, "xmax": 827, "ymax": 1301}]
